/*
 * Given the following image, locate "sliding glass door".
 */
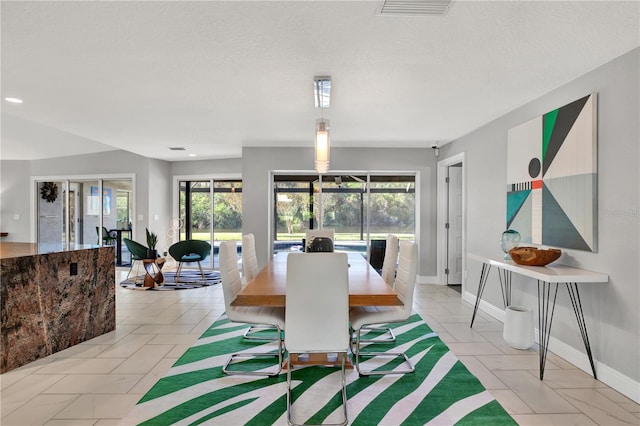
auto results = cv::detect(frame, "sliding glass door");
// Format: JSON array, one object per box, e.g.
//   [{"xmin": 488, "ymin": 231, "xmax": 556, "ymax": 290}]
[
  {"xmin": 273, "ymin": 175, "xmax": 318, "ymax": 252},
  {"xmin": 178, "ymin": 179, "xmax": 242, "ymax": 269},
  {"xmin": 35, "ymin": 177, "xmax": 134, "ymax": 265},
  {"xmin": 273, "ymin": 173, "xmax": 415, "ymax": 256},
  {"xmin": 320, "ymin": 175, "xmax": 367, "ymax": 252}
]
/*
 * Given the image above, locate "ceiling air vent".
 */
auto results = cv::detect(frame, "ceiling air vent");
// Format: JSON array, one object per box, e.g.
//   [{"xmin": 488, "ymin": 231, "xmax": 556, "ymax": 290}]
[
  {"xmin": 377, "ymin": 0, "xmax": 453, "ymax": 17},
  {"xmin": 169, "ymin": 147, "xmax": 186, "ymax": 151}
]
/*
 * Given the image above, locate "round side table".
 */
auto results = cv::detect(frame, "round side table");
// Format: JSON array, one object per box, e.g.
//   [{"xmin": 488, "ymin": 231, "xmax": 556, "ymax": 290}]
[{"xmin": 143, "ymin": 257, "xmax": 166, "ymax": 288}]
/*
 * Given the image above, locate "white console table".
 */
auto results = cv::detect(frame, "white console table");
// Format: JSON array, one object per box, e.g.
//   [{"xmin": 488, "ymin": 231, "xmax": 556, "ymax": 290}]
[{"xmin": 468, "ymin": 254, "xmax": 608, "ymax": 380}]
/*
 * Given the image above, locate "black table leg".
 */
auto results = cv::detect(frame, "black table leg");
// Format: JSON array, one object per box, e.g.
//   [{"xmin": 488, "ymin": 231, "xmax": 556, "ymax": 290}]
[
  {"xmin": 470, "ymin": 263, "xmax": 492, "ymax": 328},
  {"xmin": 537, "ymin": 281, "xmax": 559, "ymax": 380},
  {"xmin": 566, "ymin": 282, "xmax": 597, "ymax": 379},
  {"xmin": 115, "ymin": 231, "xmax": 123, "ymax": 266},
  {"xmin": 497, "ymin": 268, "xmax": 512, "ymax": 308}
]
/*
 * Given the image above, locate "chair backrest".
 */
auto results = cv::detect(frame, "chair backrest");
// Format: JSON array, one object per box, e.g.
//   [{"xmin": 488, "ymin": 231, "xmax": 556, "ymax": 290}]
[
  {"xmin": 242, "ymin": 233, "xmax": 259, "ymax": 281},
  {"xmin": 123, "ymin": 238, "xmax": 148, "ymax": 260},
  {"xmin": 219, "ymin": 241, "xmax": 244, "ymax": 316},
  {"xmin": 381, "ymin": 234, "xmax": 400, "ymax": 287},
  {"xmin": 395, "ymin": 241, "xmax": 419, "ymax": 317},
  {"xmin": 285, "ymin": 252, "xmax": 349, "ymax": 353},
  {"xmin": 368, "ymin": 239, "xmax": 386, "ymax": 270},
  {"xmin": 96, "ymin": 226, "xmax": 112, "ymax": 242},
  {"xmin": 169, "ymin": 240, "xmax": 212, "ymax": 261},
  {"xmin": 304, "ymin": 228, "xmax": 335, "ymax": 243}
]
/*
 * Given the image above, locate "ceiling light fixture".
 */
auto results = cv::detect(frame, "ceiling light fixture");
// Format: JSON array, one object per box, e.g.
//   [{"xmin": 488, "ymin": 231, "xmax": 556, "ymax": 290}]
[
  {"xmin": 4, "ymin": 97, "xmax": 23, "ymax": 104},
  {"xmin": 314, "ymin": 77, "xmax": 331, "ymax": 173}
]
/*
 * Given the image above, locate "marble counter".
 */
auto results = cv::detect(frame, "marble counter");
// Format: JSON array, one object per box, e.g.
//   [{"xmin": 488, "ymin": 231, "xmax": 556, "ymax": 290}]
[
  {"xmin": 1, "ymin": 243, "xmax": 116, "ymax": 373},
  {"xmin": 0, "ymin": 242, "xmax": 100, "ymax": 259}
]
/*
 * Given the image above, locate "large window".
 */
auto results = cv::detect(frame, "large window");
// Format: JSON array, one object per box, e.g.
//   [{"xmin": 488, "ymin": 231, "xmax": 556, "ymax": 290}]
[
  {"xmin": 368, "ymin": 176, "xmax": 416, "ymax": 239},
  {"xmin": 178, "ymin": 179, "xmax": 242, "ymax": 269},
  {"xmin": 273, "ymin": 174, "xmax": 415, "ymax": 255}
]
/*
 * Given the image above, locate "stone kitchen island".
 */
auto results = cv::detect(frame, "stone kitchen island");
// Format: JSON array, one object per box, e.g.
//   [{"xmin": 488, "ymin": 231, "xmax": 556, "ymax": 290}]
[{"xmin": 0, "ymin": 242, "xmax": 115, "ymax": 373}]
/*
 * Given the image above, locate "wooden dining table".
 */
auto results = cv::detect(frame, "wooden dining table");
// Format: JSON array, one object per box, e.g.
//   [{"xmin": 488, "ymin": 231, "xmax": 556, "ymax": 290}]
[{"xmin": 231, "ymin": 251, "xmax": 402, "ymax": 307}]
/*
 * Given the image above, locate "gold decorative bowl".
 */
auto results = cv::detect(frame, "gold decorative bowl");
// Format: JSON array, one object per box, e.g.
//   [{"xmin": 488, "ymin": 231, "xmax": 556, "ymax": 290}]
[{"xmin": 509, "ymin": 247, "xmax": 562, "ymax": 266}]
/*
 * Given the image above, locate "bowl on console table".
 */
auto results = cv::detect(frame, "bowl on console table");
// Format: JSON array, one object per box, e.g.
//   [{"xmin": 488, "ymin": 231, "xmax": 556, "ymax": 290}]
[{"xmin": 508, "ymin": 247, "xmax": 562, "ymax": 266}]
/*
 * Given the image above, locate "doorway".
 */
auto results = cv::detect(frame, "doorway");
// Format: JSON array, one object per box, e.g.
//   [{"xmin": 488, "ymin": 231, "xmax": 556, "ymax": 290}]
[
  {"xmin": 446, "ymin": 164, "xmax": 463, "ymax": 285},
  {"xmin": 33, "ymin": 176, "xmax": 134, "ymax": 265},
  {"xmin": 437, "ymin": 153, "xmax": 466, "ymax": 292},
  {"xmin": 177, "ymin": 178, "xmax": 243, "ymax": 270}
]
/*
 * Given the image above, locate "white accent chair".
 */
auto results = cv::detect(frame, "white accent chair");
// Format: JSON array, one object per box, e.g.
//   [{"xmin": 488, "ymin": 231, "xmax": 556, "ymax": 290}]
[
  {"xmin": 361, "ymin": 233, "xmax": 400, "ymax": 344},
  {"xmin": 242, "ymin": 233, "xmax": 259, "ymax": 283},
  {"xmin": 219, "ymin": 241, "xmax": 285, "ymax": 376},
  {"xmin": 350, "ymin": 241, "xmax": 418, "ymax": 376},
  {"xmin": 285, "ymin": 252, "xmax": 350, "ymax": 426}
]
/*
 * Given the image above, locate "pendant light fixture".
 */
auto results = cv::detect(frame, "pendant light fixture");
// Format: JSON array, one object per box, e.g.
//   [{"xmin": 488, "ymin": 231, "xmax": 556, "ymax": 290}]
[
  {"xmin": 314, "ymin": 77, "xmax": 331, "ymax": 173},
  {"xmin": 315, "ymin": 118, "xmax": 330, "ymax": 173}
]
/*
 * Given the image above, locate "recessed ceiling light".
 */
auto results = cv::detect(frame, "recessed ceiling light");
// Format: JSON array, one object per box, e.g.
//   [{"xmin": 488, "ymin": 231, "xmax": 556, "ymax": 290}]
[
  {"xmin": 188, "ymin": 154, "xmax": 197, "ymax": 157},
  {"xmin": 4, "ymin": 97, "xmax": 23, "ymax": 104}
]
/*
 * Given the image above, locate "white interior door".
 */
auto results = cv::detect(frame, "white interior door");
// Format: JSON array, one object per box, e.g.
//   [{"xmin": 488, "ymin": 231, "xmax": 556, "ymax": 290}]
[{"xmin": 446, "ymin": 165, "xmax": 463, "ymax": 285}]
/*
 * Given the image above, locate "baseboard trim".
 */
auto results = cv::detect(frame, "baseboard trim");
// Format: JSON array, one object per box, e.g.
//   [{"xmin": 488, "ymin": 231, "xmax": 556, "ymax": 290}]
[{"xmin": 462, "ymin": 290, "xmax": 640, "ymax": 404}]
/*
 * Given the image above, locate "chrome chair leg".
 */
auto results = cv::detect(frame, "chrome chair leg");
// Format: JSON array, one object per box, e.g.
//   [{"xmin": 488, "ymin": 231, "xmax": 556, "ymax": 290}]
[
  {"xmin": 243, "ymin": 324, "xmax": 282, "ymax": 341},
  {"xmin": 222, "ymin": 325, "xmax": 283, "ymax": 377},
  {"xmin": 286, "ymin": 351, "xmax": 348, "ymax": 426},
  {"xmin": 356, "ymin": 325, "xmax": 396, "ymax": 343},
  {"xmin": 352, "ymin": 326, "xmax": 414, "ymax": 376}
]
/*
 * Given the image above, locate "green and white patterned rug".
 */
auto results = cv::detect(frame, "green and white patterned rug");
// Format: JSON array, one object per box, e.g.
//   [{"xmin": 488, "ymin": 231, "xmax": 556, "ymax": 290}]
[{"xmin": 125, "ymin": 313, "xmax": 516, "ymax": 425}]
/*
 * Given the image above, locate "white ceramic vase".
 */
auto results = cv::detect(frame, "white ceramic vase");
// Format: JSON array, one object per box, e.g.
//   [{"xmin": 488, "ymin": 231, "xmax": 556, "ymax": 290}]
[{"xmin": 503, "ymin": 305, "xmax": 534, "ymax": 350}]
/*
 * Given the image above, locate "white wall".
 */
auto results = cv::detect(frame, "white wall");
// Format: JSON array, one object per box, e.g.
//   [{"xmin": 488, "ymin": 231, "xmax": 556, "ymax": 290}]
[
  {"xmin": 147, "ymin": 159, "xmax": 172, "ymax": 255},
  {"xmin": 170, "ymin": 158, "xmax": 242, "ymax": 177},
  {"xmin": 0, "ymin": 160, "xmax": 32, "ymax": 242},
  {"xmin": 442, "ymin": 47, "xmax": 640, "ymax": 399},
  {"xmin": 241, "ymin": 146, "xmax": 436, "ymax": 275}
]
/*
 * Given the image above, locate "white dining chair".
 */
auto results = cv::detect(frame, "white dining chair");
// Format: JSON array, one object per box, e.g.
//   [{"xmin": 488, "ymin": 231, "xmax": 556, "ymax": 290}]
[
  {"xmin": 241, "ymin": 233, "xmax": 278, "ymax": 341},
  {"xmin": 380, "ymin": 233, "xmax": 399, "ymax": 287},
  {"xmin": 350, "ymin": 240, "xmax": 418, "ymax": 376},
  {"xmin": 360, "ymin": 233, "xmax": 400, "ymax": 344},
  {"xmin": 285, "ymin": 252, "xmax": 350, "ymax": 426},
  {"xmin": 219, "ymin": 240, "xmax": 285, "ymax": 376},
  {"xmin": 242, "ymin": 233, "xmax": 259, "ymax": 283}
]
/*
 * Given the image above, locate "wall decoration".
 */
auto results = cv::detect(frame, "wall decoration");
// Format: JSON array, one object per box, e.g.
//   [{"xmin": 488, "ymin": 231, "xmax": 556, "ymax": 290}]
[
  {"xmin": 40, "ymin": 182, "xmax": 58, "ymax": 203},
  {"xmin": 506, "ymin": 93, "xmax": 597, "ymax": 251}
]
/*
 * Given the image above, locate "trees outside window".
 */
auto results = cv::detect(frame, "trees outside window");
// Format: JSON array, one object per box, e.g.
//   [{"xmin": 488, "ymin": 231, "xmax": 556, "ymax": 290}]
[{"xmin": 274, "ymin": 174, "xmax": 415, "ymax": 254}]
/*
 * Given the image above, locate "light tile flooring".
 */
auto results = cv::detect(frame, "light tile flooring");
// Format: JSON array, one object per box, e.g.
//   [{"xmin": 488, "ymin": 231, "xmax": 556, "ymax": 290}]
[{"xmin": 1, "ymin": 269, "xmax": 638, "ymax": 425}]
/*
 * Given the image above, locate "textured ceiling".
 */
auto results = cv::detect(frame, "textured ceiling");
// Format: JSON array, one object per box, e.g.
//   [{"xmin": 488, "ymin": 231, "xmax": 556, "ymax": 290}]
[{"xmin": 1, "ymin": 1, "xmax": 638, "ymax": 161}]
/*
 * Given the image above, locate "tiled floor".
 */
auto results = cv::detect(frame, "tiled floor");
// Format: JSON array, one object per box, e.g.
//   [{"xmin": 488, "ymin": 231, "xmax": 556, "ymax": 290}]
[{"xmin": 1, "ymin": 269, "xmax": 638, "ymax": 425}]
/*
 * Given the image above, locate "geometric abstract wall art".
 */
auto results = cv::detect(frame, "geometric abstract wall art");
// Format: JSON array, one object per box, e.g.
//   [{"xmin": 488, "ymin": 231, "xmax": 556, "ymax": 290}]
[{"xmin": 506, "ymin": 93, "xmax": 597, "ymax": 251}]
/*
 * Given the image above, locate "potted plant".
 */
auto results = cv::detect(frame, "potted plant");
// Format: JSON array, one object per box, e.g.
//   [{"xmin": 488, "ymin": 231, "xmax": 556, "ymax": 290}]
[{"xmin": 146, "ymin": 228, "xmax": 158, "ymax": 259}]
